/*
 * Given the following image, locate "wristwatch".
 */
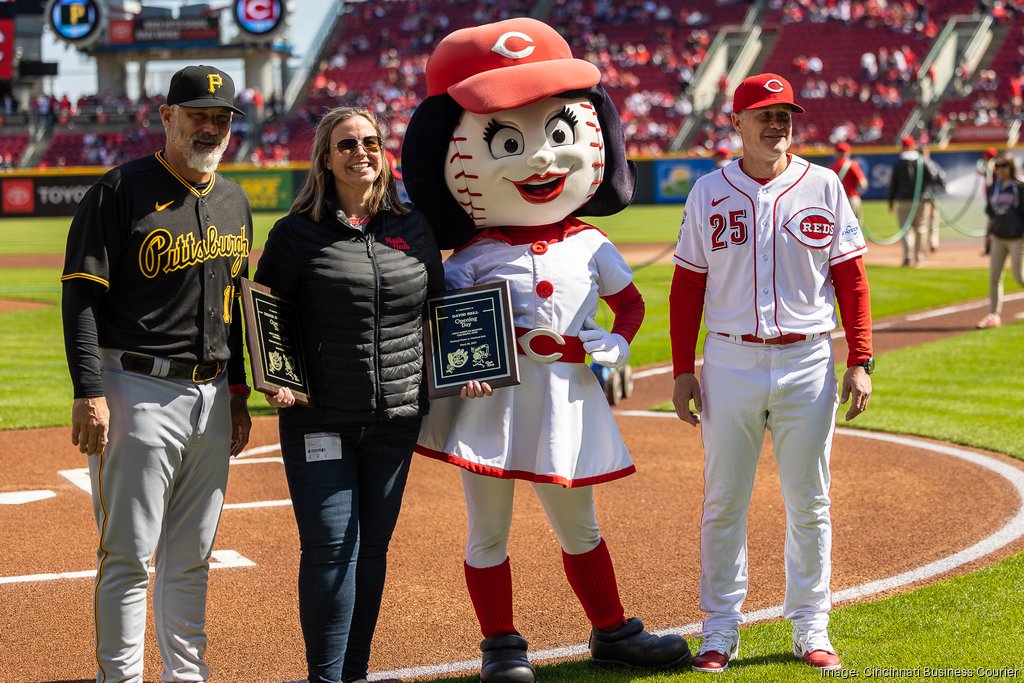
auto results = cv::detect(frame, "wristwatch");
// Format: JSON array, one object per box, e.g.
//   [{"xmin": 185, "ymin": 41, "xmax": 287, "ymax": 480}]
[{"xmin": 857, "ymin": 358, "xmax": 875, "ymax": 375}]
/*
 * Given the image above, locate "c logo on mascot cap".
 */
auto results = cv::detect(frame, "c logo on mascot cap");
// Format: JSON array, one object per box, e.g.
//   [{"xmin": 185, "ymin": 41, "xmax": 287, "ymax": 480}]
[
  {"xmin": 491, "ymin": 31, "xmax": 535, "ymax": 60},
  {"xmin": 763, "ymin": 79, "xmax": 785, "ymax": 93},
  {"xmin": 424, "ymin": 17, "xmax": 600, "ymax": 114}
]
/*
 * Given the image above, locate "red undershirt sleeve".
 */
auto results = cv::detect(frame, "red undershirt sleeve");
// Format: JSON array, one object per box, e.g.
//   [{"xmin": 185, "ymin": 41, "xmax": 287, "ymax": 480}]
[
  {"xmin": 601, "ymin": 282, "xmax": 645, "ymax": 344},
  {"xmin": 831, "ymin": 256, "xmax": 873, "ymax": 366},
  {"xmin": 669, "ymin": 265, "xmax": 707, "ymax": 377}
]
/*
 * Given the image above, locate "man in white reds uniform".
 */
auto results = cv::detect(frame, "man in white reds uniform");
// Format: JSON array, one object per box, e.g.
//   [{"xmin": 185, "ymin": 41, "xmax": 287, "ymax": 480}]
[{"xmin": 670, "ymin": 73, "xmax": 874, "ymax": 673}]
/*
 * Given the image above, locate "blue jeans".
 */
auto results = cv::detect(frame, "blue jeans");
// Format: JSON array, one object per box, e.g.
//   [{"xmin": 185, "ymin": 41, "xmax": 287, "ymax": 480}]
[{"xmin": 279, "ymin": 411, "xmax": 419, "ymax": 683}]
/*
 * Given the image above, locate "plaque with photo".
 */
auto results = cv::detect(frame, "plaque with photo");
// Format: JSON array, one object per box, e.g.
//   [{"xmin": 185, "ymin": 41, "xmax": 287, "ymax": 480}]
[
  {"xmin": 240, "ymin": 278, "xmax": 311, "ymax": 406},
  {"xmin": 424, "ymin": 281, "xmax": 520, "ymax": 399}
]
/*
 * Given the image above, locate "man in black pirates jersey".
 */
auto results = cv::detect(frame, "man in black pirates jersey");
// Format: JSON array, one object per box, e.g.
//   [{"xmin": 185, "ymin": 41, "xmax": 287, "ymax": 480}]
[{"xmin": 61, "ymin": 65, "xmax": 253, "ymax": 683}]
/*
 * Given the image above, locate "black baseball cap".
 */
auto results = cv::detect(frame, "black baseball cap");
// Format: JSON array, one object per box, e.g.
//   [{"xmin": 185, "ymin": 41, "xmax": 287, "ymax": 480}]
[{"xmin": 166, "ymin": 65, "xmax": 245, "ymax": 116}]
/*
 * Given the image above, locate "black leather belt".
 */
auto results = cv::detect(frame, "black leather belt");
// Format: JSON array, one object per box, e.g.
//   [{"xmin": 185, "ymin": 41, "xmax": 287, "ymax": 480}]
[{"xmin": 120, "ymin": 352, "xmax": 223, "ymax": 383}]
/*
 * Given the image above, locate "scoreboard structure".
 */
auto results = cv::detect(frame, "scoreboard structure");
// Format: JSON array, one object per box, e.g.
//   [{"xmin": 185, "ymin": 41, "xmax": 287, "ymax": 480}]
[{"xmin": 43, "ymin": 0, "xmax": 291, "ymax": 100}]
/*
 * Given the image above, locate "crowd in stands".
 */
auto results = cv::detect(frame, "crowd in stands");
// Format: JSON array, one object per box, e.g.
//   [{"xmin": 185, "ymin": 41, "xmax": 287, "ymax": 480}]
[
  {"xmin": 248, "ymin": 0, "xmax": 538, "ymax": 165},
  {"xmin": 5, "ymin": 0, "xmax": 1024, "ymax": 169},
  {"xmin": 774, "ymin": 0, "xmax": 941, "ymax": 36},
  {"xmin": 688, "ymin": 0, "xmax": 1024, "ymax": 154}
]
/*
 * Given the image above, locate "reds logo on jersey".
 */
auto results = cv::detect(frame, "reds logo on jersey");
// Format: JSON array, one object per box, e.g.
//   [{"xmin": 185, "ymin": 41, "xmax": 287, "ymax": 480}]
[{"xmin": 783, "ymin": 208, "xmax": 835, "ymax": 249}]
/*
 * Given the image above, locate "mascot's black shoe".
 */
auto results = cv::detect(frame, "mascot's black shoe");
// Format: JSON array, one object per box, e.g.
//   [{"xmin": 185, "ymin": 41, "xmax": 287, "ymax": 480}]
[
  {"xmin": 480, "ymin": 633, "xmax": 537, "ymax": 683},
  {"xmin": 589, "ymin": 617, "xmax": 692, "ymax": 669}
]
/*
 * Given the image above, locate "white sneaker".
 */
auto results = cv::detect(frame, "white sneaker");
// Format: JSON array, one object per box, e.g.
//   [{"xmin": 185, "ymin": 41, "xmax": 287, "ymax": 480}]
[
  {"xmin": 691, "ymin": 629, "xmax": 739, "ymax": 673},
  {"xmin": 977, "ymin": 313, "xmax": 1002, "ymax": 329},
  {"xmin": 793, "ymin": 628, "xmax": 841, "ymax": 670}
]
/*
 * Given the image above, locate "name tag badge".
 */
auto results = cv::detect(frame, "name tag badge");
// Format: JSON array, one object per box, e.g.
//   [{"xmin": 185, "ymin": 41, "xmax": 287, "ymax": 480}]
[{"xmin": 304, "ymin": 432, "xmax": 342, "ymax": 462}]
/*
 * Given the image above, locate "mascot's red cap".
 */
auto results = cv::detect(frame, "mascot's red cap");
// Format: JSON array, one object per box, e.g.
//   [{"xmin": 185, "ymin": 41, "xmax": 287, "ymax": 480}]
[{"xmin": 425, "ymin": 17, "xmax": 601, "ymax": 114}]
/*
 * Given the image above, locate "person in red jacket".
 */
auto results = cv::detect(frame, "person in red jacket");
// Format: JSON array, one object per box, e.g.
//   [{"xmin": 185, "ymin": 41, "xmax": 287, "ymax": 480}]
[{"xmin": 829, "ymin": 141, "xmax": 868, "ymax": 222}]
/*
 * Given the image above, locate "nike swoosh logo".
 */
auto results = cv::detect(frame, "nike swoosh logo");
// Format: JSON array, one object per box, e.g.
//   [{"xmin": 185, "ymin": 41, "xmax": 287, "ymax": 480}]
[
  {"xmin": 711, "ymin": 196, "xmax": 729, "ymax": 207},
  {"xmin": 155, "ymin": 200, "xmax": 174, "ymax": 212}
]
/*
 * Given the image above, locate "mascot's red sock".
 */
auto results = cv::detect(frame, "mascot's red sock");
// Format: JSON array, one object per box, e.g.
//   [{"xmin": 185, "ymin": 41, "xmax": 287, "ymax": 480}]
[
  {"xmin": 562, "ymin": 538, "xmax": 627, "ymax": 631},
  {"xmin": 465, "ymin": 557, "xmax": 516, "ymax": 638}
]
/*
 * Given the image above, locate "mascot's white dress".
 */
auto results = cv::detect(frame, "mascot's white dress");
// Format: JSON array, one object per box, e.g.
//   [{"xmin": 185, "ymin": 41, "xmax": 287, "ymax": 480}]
[
  {"xmin": 402, "ymin": 17, "xmax": 691, "ymax": 683},
  {"xmin": 417, "ymin": 219, "xmax": 635, "ymax": 486}
]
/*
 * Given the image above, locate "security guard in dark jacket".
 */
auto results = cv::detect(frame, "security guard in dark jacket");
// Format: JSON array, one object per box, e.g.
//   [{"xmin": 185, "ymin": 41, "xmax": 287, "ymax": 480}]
[
  {"xmin": 253, "ymin": 106, "xmax": 443, "ymax": 683},
  {"xmin": 887, "ymin": 136, "xmax": 946, "ymax": 267}
]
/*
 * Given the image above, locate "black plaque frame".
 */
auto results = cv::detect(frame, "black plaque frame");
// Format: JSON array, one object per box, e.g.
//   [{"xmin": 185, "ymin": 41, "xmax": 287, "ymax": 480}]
[
  {"xmin": 240, "ymin": 278, "xmax": 312, "ymax": 406},
  {"xmin": 424, "ymin": 281, "xmax": 520, "ymax": 399}
]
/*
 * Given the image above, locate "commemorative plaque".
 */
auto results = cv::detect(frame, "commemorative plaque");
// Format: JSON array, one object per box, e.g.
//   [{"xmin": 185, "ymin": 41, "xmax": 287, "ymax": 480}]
[
  {"xmin": 240, "ymin": 278, "xmax": 311, "ymax": 406},
  {"xmin": 424, "ymin": 281, "xmax": 520, "ymax": 399}
]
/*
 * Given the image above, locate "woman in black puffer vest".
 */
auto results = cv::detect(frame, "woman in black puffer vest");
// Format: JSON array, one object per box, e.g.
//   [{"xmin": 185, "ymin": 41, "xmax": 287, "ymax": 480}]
[{"xmin": 254, "ymin": 106, "xmax": 443, "ymax": 683}]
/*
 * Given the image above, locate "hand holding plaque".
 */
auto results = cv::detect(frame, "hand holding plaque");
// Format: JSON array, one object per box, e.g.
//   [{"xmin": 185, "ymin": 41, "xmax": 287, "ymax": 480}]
[
  {"xmin": 423, "ymin": 281, "xmax": 520, "ymax": 399},
  {"xmin": 240, "ymin": 278, "xmax": 312, "ymax": 406}
]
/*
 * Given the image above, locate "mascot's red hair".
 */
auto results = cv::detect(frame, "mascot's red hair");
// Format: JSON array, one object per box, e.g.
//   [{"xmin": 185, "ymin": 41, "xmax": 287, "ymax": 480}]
[{"xmin": 403, "ymin": 18, "xmax": 692, "ymax": 682}]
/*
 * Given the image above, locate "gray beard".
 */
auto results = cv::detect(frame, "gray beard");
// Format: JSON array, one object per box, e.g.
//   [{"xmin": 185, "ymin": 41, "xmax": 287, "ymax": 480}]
[{"xmin": 186, "ymin": 139, "xmax": 228, "ymax": 174}]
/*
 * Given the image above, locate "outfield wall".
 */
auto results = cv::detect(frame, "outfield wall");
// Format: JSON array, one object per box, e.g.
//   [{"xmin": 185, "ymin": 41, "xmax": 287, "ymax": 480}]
[
  {"xmin": 647, "ymin": 148, "xmax": 1018, "ymax": 204},
  {"xmin": 0, "ymin": 166, "xmax": 309, "ymax": 218},
  {"xmin": 0, "ymin": 147, "xmax": 1016, "ymax": 218}
]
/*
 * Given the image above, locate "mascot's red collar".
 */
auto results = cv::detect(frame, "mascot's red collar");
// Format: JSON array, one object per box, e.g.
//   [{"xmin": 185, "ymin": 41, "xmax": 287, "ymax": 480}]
[{"xmin": 459, "ymin": 217, "xmax": 606, "ymax": 250}]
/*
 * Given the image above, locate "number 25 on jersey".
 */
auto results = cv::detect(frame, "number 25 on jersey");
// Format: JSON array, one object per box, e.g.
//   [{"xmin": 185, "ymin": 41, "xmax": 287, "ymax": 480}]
[{"xmin": 710, "ymin": 210, "xmax": 748, "ymax": 251}]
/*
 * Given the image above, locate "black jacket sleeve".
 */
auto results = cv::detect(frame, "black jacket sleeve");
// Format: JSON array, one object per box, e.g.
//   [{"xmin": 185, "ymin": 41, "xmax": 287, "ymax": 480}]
[
  {"xmin": 253, "ymin": 217, "xmax": 300, "ymax": 297},
  {"xmin": 227, "ymin": 204, "xmax": 254, "ymax": 386},
  {"xmin": 62, "ymin": 279, "xmax": 105, "ymax": 398}
]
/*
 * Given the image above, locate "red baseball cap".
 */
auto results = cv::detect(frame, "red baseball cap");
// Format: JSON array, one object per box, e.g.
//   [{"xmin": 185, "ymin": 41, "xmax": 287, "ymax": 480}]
[
  {"xmin": 425, "ymin": 18, "xmax": 601, "ymax": 114},
  {"xmin": 731, "ymin": 73, "xmax": 805, "ymax": 113},
  {"xmin": 901, "ymin": 135, "xmax": 916, "ymax": 149},
  {"xmin": 984, "ymin": 148, "xmax": 998, "ymax": 159},
  {"xmin": 714, "ymin": 145, "xmax": 732, "ymax": 157},
  {"xmin": 836, "ymin": 141, "xmax": 851, "ymax": 153}
]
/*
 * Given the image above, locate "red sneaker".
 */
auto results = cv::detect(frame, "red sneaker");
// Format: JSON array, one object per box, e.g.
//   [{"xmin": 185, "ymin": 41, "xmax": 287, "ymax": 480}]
[
  {"xmin": 801, "ymin": 648, "xmax": 842, "ymax": 670},
  {"xmin": 793, "ymin": 629, "xmax": 841, "ymax": 671},
  {"xmin": 691, "ymin": 630, "xmax": 739, "ymax": 673}
]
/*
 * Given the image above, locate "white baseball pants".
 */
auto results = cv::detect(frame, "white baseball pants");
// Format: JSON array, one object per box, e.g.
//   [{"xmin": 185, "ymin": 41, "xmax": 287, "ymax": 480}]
[
  {"xmin": 697, "ymin": 334, "xmax": 839, "ymax": 635},
  {"xmin": 91, "ymin": 353, "xmax": 230, "ymax": 683}
]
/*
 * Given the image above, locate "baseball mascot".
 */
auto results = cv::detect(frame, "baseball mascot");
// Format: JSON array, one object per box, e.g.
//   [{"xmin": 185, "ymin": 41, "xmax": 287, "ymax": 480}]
[{"xmin": 403, "ymin": 17, "xmax": 691, "ymax": 683}]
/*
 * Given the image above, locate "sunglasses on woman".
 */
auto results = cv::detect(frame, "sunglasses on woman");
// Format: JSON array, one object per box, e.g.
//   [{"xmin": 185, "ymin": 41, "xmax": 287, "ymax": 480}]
[
  {"xmin": 335, "ymin": 136, "xmax": 383, "ymax": 155},
  {"xmin": 994, "ymin": 162, "xmax": 1010, "ymax": 169}
]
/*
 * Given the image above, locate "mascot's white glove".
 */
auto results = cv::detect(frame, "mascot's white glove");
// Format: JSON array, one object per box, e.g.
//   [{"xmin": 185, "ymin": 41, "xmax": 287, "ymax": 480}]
[{"xmin": 579, "ymin": 316, "xmax": 630, "ymax": 369}]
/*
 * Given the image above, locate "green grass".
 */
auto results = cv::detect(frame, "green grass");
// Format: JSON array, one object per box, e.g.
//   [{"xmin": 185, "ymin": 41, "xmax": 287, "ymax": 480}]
[
  {"xmin": 0, "ymin": 268, "xmax": 280, "ymax": 427},
  {"xmin": 0, "ymin": 201, "xmax": 985, "ymax": 257},
  {"xmin": 851, "ymin": 322, "xmax": 1024, "ymax": 458},
  {"xmin": 0, "ymin": 268, "xmax": 70, "ymax": 429},
  {"xmin": 412, "ymin": 553, "xmax": 1024, "ymax": 682},
  {"xmin": 414, "ymin": 311, "xmax": 1024, "ymax": 683},
  {"xmin": 587, "ymin": 204, "xmax": 684, "ymax": 243},
  {"xmin": 0, "ymin": 213, "xmax": 285, "ymax": 256},
  {"xmin": 2, "ymin": 209, "xmax": 1023, "ymax": 681},
  {"xmin": 1, "ymin": 208, "xmax": 672, "ymax": 258},
  {"xmin": 623, "ymin": 263, "xmax": 1021, "ymax": 369}
]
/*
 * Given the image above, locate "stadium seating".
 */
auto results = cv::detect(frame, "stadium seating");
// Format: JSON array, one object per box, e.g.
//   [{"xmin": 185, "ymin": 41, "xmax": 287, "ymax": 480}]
[
  {"xmin": 759, "ymin": 22, "xmax": 923, "ymax": 142},
  {"xmin": 0, "ymin": 133, "xmax": 29, "ymax": 167},
  {"xmin": 935, "ymin": 13, "xmax": 1024, "ymax": 139},
  {"xmin": 19, "ymin": 0, "xmax": 1021, "ymax": 166},
  {"xmin": 39, "ymin": 127, "xmax": 243, "ymax": 167}
]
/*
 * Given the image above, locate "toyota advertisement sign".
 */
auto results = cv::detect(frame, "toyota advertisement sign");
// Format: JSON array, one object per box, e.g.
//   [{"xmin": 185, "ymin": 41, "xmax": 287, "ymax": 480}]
[{"xmin": 2, "ymin": 176, "xmax": 94, "ymax": 217}]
